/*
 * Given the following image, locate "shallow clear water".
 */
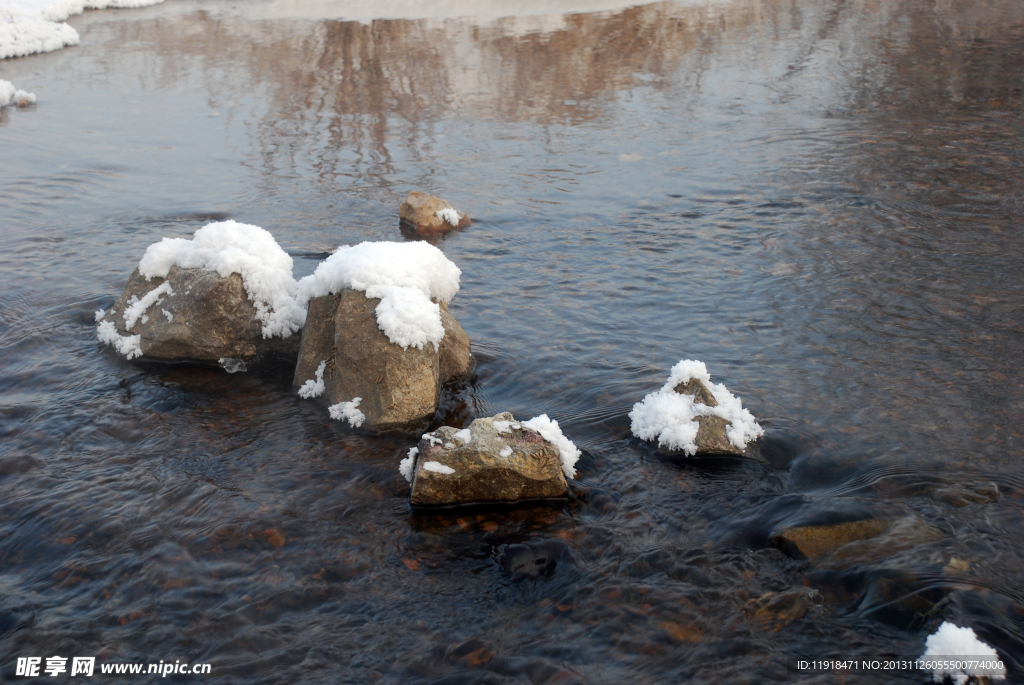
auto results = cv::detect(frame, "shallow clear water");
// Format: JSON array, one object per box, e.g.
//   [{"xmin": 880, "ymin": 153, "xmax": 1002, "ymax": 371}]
[{"xmin": 2, "ymin": 0, "xmax": 1024, "ymax": 682}]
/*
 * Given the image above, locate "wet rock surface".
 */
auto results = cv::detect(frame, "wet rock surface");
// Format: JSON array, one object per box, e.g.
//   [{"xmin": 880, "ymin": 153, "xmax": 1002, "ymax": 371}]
[
  {"xmin": 438, "ymin": 301, "xmax": 474, "ymax": 383},
  {"xmin": 399, "ymin": 191, "xmax": 471, "ymax": 235},
  {"xmin": 744, "ymin": 586, "xmax": 823, "ymax": 631},
  {"xmin": 294, "ymin": 289, "xmax": 439, "ymax": 433},
  {"xmin": 409, "ymin": 413, "xmax": 568, "ymax": 506},
  {"xmin": 100, "ymin": 267, "xmax": 299, "ymax": 363}
]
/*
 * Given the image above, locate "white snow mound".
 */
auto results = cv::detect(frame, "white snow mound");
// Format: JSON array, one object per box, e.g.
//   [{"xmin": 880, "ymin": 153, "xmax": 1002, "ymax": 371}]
[
  {"xmin": 138, "ymin": 220, "xmax": 305, "ymax": 339},
  {"xmin": 436, "ymin": 207, "xmax": 461, "ymax": 226},
  {"xmin": 423, "ymin": 461, "xmax": 455, "ymax": 475},
  {"xmin": 629, "ymin": 359, "xmax": 762, "ymax": 455},
  {"xmin": 297, "ymin": 360, "xmax": 326, "ymax": 399},
  {"xmin": 919, "ymin": 621, "xmax": 1006, "ymax": 685},
  {"xmin": 400, "ymin": 447, "xmax": 419, "ymax": 483},
  {"xmin": 329, "ymin": 397, "xmax": 365, "ymax": 427},
  {"xmin": 1, "ymin": 0, "xmax": 166, "ymax": 60},
  {"xmin": 296, "ymin": 241, "xmax": 461, "ymax": 350},
  {"xmin": 0, "ymin": 79, "xmax": 35, "ymax": 105},
  {"xmin": 96, "ymin": 320, "xmax": 142, "ymax": 359},
  {"xmin": 522, "ymin": 414, "xmax": 580, "ymax": 479}
]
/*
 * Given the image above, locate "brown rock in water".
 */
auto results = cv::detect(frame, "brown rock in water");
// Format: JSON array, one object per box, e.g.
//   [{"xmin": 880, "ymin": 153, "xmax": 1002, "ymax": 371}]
[
  {"xmin": 932, "ymin": 481, "xmax": 1000, "ymax": 507},
  {"xmin": 409, "ymin": 413, "xmax": 568, "ymax": 506},
  {"xmin": 660, "ymin": 377, "xmax": 763, "ymax": 460},
  {"xmin": 438, "ymin": 301, "xmax": 474, "ymax": 383},
  {"xmin": 99, "ymin": 267, "xmax": 299, "ymax": 363},
  {"xmin": 294, "ymin": 289, "xmax": 439, "ymax": 433},
  {"xmin": 399, "ymin": 191, "xmax": 471, "ymax": 234},
  {"xmin": 771, "ymin": 519, "xmax": 890, "ymax": 560},
  {"xmin": 827, "ymin": 516, "xmax": 944, "ymax": 567},
  {"xmin": 744, "ymin": 586, "xmax": 823, "ymax": 631}
]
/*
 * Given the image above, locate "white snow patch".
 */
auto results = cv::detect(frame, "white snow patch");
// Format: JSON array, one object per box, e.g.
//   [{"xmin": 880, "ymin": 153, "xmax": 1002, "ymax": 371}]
[
  {"xmin": 628, "ymin": 359, "xmax": 763, "ymax": 455},
  {"xmin": 423, "ymin": 433, "xmax": 442, "ymax": 447},
  {"xmin": 493, "ymin": 420, "xmax": 521, "ymax": 433},
  {"xmin": 96, "ymin": 320, "xmax": 142, "ymax": 359},
  {"xmin": 499, "ymin": 445, "xmax": 513, "ymax": 458},
  {"xmin": 138, "ymin": 220, "xmax": 305, "ymax": 339},
  {"xmin": 454, "ymin": 428, "xmax": 472, "ymax": 444},
  {"xmin": 522, "ymin": 414, "xmax": 580, "ymax": 479},
  {"xmin": 435, "ymin": 207, "xmax": 461, "ymax": 226},
  {"xmin": 296, "ymin": 241, "xmax": 461, "ymax": 350},
  {"xmin": 400, "ymin": 447, "xmax": 419, "ymax": 483},
  {"xmin": 423, "ymin": 461, "xmax": 455, "ymax": 475},
  {"xmin": 329, "ymin": 397, "xmax": 365, "ymax": 427},
  {"xmin": 443, "ymin": 442, "xmax": 455, "ymax": 449},
  {"xmin": 122, "ymin": 281, "xmax": 172, "ymax": 330},
  {"xmin": 0, "ymin": 0, "xmax": 166, "ymax": 60},
  {"xmin": 919, "ymin": 622, "xmax": 1006, "ymax": 684},
  {"xmin": 219, "ymin": 357, "xmax": 246, "ymax": 373},
  {"xmin": 297, "ymin": 360, "xmax": 326, "ymax": 399},
  {"xmin": 162, "ymin": 309, "xmax": 173, "ymax": 322},
  {"xmin": 94, "ymin": 308, "xmax": 105, "ymax": 322},
  {"xmin": 0, "ymin": 80, "xmax": 35, "ymax": 105}
]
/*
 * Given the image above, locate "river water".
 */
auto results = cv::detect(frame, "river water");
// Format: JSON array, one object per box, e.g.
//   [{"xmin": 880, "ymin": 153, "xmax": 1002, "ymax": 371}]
[{"xmin": 2, "ymin": 0, "xmax": 1023, "ymax": 682}]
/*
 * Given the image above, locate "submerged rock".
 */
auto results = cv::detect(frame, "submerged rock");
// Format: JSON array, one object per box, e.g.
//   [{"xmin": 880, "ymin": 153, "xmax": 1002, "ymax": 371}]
[
  {"xmin": 498, "ymin": 540, "xmax": 570, "ymax": 580},
  {"xmin": 744, "ymin": 586, "xmax": 823, "ymax": 631},
  {"xmin": 294, "ymin": 290, "xmax": 440, "ymax": 433},
  {"xmin": 771, "ymin": 519, "xmax": 890, "ymax": 560},
  {"xmin": 98, "ymin": 267, "xmax": 299, "ymax": 364},
  {"xmin": 932, "ymin": 481, "xmax": 1000, "ymax": 507},
  {"xmin": 399, "ymin": 191, "xmax": 471, "ymax": 235},
  {"xmin": 407, "ymin": 413, "xmax": 569, "ymax": 506}
]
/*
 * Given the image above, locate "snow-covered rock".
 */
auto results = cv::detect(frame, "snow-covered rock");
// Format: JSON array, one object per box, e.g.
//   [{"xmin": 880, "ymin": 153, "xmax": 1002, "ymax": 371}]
[
  {"xmin": 404, "ymin": 412, "xmax": 576, "ymax": 506},
  {"xmin": 399, "ymin": 191, "xmax": 471, "ymax": 235},
  {"xmin": 629, "ymin": 360, "xmax": 764, "ymax": 459},
  {"xmin": 294, "ymin": 241, "xmax": 473, "ymax": 433},
  {"xmin": 96, "ymin": 221, "xmax": 304, "ymax": 364},
  {"xmin": 0, "ymin": 80, "xmax": 35, "ymax": 107},
  {"xmin": 920, "ymin": 621, "xmax": 1006, "ymax": 684}
]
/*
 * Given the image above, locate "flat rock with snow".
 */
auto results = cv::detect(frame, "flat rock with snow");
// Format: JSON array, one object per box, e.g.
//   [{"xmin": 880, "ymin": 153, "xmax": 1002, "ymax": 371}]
[
  {"xmin": 403, "ymin": 412, "xmax": 579, "ymax": 506},
  {"xmin": 96, "ymin": 221, "xmax": 305, "ymax": 365},
  {"xmin": 630, "ymin": 360, "xmax": 765, "ymax": 461},
  {"xmin": 293, "ymin": 241, "xmax": 473, "ymax": 434},
  {"xmin": 399, "ymin": 191, "xmax": 471, "ymax": 235},
  {"xmin": 98, "ymin": 266, "xmax": 300, "ymax": 364}
]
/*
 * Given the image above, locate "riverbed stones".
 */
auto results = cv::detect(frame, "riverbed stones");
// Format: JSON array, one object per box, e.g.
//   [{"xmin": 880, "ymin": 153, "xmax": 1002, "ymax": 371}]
[
  {"xmin": 409, "ymin": 413, "xmax": 568, "ymax": 506},
  {"xmin": 771, "ymin": 519, "xmax": 890, "ymax": 560},
  {"xmin": 661, "ymin": 377, "xmax": 764, "ymax": 460},
  {"xmin": 744, "ymin": 586, "xmax": 823, "ymax": 631},
  {"xmin": 294, "ymin": 289, "xmax": 441, "ymax": 433},
  {"xmin": 399, "ymin": 191, "xmax": 471, "ymax": 235},
  {"xmin": 99, "ymin": 267, "xmax": 299, "ymax": 363}
]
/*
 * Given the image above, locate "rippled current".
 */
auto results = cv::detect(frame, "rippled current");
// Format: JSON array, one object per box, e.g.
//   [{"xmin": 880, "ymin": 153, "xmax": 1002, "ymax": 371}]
[{"xmin": 2, "ymin": 0, "xmax": 1023, "ymax": 682}]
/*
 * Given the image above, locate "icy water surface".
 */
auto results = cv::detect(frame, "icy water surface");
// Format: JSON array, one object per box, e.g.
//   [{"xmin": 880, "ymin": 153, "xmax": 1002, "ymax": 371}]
[{"xmin": 2, "ymin": 0, "xmax": 1024, "ymax": 682}]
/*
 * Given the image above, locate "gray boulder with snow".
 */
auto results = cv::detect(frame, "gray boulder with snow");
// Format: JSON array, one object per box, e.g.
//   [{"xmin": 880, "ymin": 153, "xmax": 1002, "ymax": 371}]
[
  {"xmin": 401, "ymin": 412, "xmax": 580, "ymax": 506},
  {"xmin": 293, "ymin": 241, "xmax": 474, "ymax": 434},
  {"xmin": 96, "ymin": 221, "xmax": 306, "ymax": 365},
  {"xmin": 399, "ymin": 191, "xmax": 471, "ymax": 235}
]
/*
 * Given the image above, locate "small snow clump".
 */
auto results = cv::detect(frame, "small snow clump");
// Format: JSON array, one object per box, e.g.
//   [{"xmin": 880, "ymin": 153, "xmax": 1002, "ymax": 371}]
[
  {"xmin": 435, "ymin": 207, "xmax": 460, "ymax": 226},
  {"xmin": 122, "ymin": 282, "xmax": 173, "ymax": 329},
  {"xmin": 454, "ymin": 428, "xmax": 472, "ymax": 444},
  {"xmin": 162, "ymin": 309, "xmax": 173, "ymax": 322},
  {"xmin": 218, "ymin": 357, "xmax": 246, "ymax": 373},
  {"xmin": 628, "ymin": 359, "xmax": 762, "ymax": 455},
  {"xmin": 138, "ymin": 220, "xmax": 305, "ymax": 339},
  {"xmin": 0, "ymin": 80, "xmax": 35, "ymax": 106},
  {"xmin": 94, "ymin": 308, "xmax": 105, "ymax": 322},
  {"xmin": 296, "ymin": 241, "xmax": 461, "ymax": 350},
  {"xmin": 499, "ymin": 446, "xmax": 513, "ymax": 458},
  {"xmin": 297, "ymin": 360, "xmax": 326, "ymax": 399},
  {"xmin": 96, "ymin": 320, "xmax": 142, "ymax": 360},
  {"xmin": 522, "ymin": 414, "xmax": 580, "ymax": 479},
  {"xmin": 493, "ymin": 420, "xmax": 521, "ymax": 433},
  {"xmin": 423, "ymin": 461, "xmax": 455, "ymax": 475},
  {"xmin": 400, "ymin": 447, "xmax": 419, "ymax": 483},
  {"xmin": 919, "ymin": 622, "xmax": 1006, "ymax": 684},
  {"xmin": 329, "ymin": 397, "xmax": 365, "ymax": 427}
]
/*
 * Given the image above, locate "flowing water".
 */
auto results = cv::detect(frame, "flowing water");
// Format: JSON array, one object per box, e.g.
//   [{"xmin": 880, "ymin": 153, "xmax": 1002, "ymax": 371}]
[{"xmin": 2, "ymin": 0, "xmax": 1024, "ymax": 682}]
